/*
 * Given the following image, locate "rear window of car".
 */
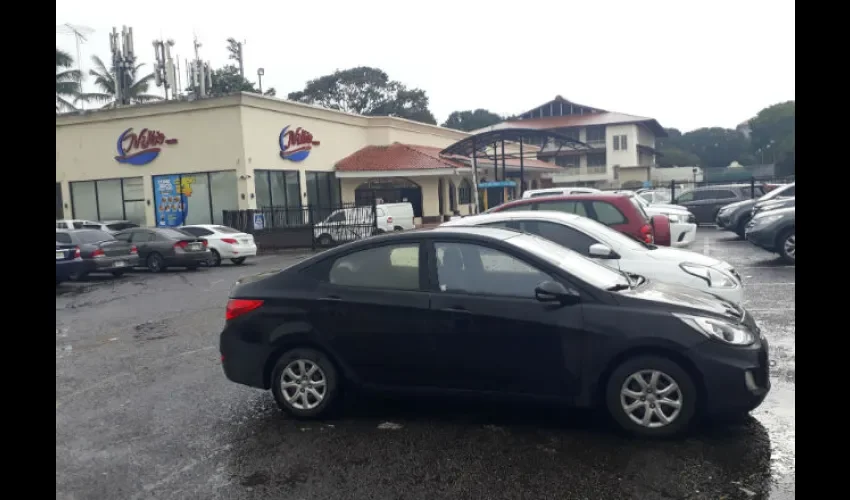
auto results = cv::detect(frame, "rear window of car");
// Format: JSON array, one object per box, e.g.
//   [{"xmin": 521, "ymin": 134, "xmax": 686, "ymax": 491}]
[
  {"xmin": 106, "ymin": 222, "xmax": 138, "ymax": 231},
  {"xmin": 76, "ymin": 230, "xmax": 115, "ymax": 244},
  {"xmin": 72, "ymin": 221, "xmax": 86, "ymax": 229},
  {"xmin": 628, "ymin": 197, "xmax": 649, "ymax": 222},
  {"xmin": 156, "ymin": 228, "xmax": 194, "ymax": 240},
  {"xmin": 592, "ymin": 201, "xmax": 628, "ymax": 225},
  {"xmin": 536, "ymin": 200, "xmax": 588, "ymax": 217},
  {"xmin": 56, "ymin": 232, "xmax": 73, "ymax": 244}
]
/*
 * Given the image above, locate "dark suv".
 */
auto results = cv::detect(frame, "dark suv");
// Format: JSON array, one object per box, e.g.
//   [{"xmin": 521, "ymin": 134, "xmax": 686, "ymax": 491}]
[{"xmin": 673, "ymin": 184, "xmax": 766, "ymax": 224}]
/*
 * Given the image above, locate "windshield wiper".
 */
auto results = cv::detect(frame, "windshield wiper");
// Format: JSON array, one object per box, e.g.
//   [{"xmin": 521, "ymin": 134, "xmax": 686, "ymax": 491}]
[{"xmin": 606, "ymin": 283, "xmax": 631, "ymax": 292}]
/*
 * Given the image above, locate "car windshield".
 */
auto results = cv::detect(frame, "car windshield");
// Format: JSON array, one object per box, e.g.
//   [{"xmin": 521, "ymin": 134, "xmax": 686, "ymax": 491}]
[
  {"xmin": 76, "ymin": 230, "xmax": 115, "ymax": 244},
  {"xmin": 758, "ymin": 183, "xmax": 794, "ymax": 202},
  {"xmin": 506, "ymin": 233, "xmax": 628, "ymax": 290}
]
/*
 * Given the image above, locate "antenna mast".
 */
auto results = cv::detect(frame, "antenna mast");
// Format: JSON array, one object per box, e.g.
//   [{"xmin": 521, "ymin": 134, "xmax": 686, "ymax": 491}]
[
  {"xmin": 109, "ymin": 26, "xmax": 136, "ymax": 107},
  {"xmin": 153, "ymin": 39, "xmax": 177, "ymax": 100},
  {"xmin": 56, "ymin": 23, "xmax": 94, "ymax": 101}
]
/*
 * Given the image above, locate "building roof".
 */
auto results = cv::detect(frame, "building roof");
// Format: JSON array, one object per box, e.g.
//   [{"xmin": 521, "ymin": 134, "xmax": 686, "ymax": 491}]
[
  {"xmin": 335, "ymin": 142, "xmax": 559, "ymax": 173},
  {"xmin": 335, "ymin": 143, "xmax": 467, "ymax": 172},
  {"xmin": 518, "ymin": 95, "xmax": 607, "ymax": 118},
  {"xmin": 479, "ymin": 112, "xmax": 667, "ymax": 137}
]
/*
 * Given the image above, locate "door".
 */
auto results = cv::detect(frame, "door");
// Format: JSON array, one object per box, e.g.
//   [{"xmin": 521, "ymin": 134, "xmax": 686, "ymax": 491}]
[
  {"xmin": 127, "ymin": 230, "xmax": 157, "ymax": 259},
  {"xmin": 428, "ymin": 241, "xmax": 584, "ymax": 398},
  {"xmin": 309, "ymin": 242, "xmax": 436, "ymax": 388}
]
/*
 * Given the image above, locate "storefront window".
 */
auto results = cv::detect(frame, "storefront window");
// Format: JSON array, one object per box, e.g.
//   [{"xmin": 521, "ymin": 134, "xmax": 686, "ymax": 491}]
[
  {"xmin": 184, "ymin": 174, "xmax": 212, "ymax": 225},
  {"xmin": 458, "ymin": 179, "xmax": 473, "ymax": 204},
  {"xmin": 71, "ymin": 181, "xmax": 98, "ymax": 221},
  {"xmin": 210, "ymin": 171, "xmax": 238, "ymax": 225},
  {"xmin": 122, "ymin": 177, "xmax": 146, "ymax": 225},
  {"xmin": 306, "ymin": 171, "xmax": 341, "ymax": 215},
  {"xmin": 96, "ymin": 179, "xmax": 124, "ymax": 220},
  {"xmin": 254, "ymin": 170, "xmax": 301, "ymax": 208}
]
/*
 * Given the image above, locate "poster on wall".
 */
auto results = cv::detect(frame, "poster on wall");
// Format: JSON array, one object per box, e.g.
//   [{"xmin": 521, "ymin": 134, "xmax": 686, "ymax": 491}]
[{"xmin": 153, "ymin": 174, "xmax": 195, "ymax": 227}]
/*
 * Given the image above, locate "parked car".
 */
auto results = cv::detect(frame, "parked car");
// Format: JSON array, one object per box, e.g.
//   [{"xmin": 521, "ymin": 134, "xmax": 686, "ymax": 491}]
[
  {"xmin": 180, "ymin": 225, "xmax": 257, "ymax": 266},
  {"xmin": 673, "ymin": 184, "xmax": 766, "ymax": 224},
  {"xmin": 615, "ymin": 191, "xmax": 697, "ymax": 248},
  {"xmin": 716, "ymin": 182, "xmax": 795, "ymax": 238},
  {"xmin": 522, "ymin": 187, "xmax": 601, "ymax": 199},
  {"xmin": 220, "ymin": 227, "xmax": 769, "ymax": 438},
  {"xmin": 751, "ymin": 196, "xmax": 795, "ymax": 219},
  {"xmin": 56, "ymin": 242, "xmax": 85, "ymax": 286},
  {"xmin": 80, "ymin": 220, "xmax": 140, "ymax": 234},
  {"xmin": 745, "ymin": 207, "xmax": 795, "ymax": 264},
  {"xmin": 314, "ymin": 203, "xmax": 415, "ymax": 246},
  {"xmin": 55, "ymin": 229, "xmax": 139, "ymax": 279},
  {"xmin": 637, "ymin": 189, "xmax": 673, "ymax": 205},
  {"xmin": 486, "ymin": 193, "xmax": 672, "ymax": 246},
  {"xmin": 113, "ymin": 227, "xmax": 211, "ymax": 272},
  {"xmin": 442, "ymin": 211, "xmax": 743, "ymax": 303},
  {"xmin": 56, "ymin": 219, "xmax": 99, "ymax": 230}
]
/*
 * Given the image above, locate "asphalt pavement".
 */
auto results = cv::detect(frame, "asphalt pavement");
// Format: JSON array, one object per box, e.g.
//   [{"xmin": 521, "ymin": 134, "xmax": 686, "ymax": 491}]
[{"xmin": 56, "ymin": 229, "xmax": 795, "ymax": 500}]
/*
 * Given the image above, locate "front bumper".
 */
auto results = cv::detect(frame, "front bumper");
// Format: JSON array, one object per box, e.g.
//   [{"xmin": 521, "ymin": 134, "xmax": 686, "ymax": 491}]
[
  {"xmin": 705, "ymin": 285, "xmax": 744, "ymax": 305},
  {"xmin": 745, "ymin": 225, "xmax": 777, "ymax": 252},
  {"xmin": 715, "ymin": 212, "xmax": 733, "ymax": 228},
  {"xmin": 689, "ymin": 334, "xmax": 770, "ymax": 417},
  {"xmin": 670, "ymin": 222, "xmax": 697, "ymax": 248}
]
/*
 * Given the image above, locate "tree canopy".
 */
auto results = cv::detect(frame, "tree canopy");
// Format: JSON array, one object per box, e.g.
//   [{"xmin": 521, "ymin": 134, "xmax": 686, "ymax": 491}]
[
  {"xmin": 56, "ymin": 47, "xmax": 82, "ymax": 113},
  {"xmin": 441, "ymin": 109, "xmax": 504, "ymax": 131},
  {"xmin": 749, "ymin": 101, "xmax": 795, "ymax": 176},
  {"xmin": 287, "ymin": 66, "xmax": 436, "ymax": 125},
  {"xmin": 81, "ymin": 55, "xmax": 163, "ymax": 108}
]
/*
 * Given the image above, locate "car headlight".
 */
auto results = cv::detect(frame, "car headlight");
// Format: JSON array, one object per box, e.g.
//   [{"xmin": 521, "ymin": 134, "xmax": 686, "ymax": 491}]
[
  {"xmin": 750, "ymin": 214, "xmax": 783, "ymax": 227},
  {"xmin": 667, "ymin": 214, "xmax": 684, "ymax": 223},
  {"xmin": 673, "ymin": 313, "xmax": 754, "ymax": 345},
  {"xmin": 679, "ymin": 262, "xmax": 739, "ymax": 288}
]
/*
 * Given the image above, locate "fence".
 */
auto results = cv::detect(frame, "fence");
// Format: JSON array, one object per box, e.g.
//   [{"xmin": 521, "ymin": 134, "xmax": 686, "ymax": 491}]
[
  {"xmin": 222, "ymin": 195, "xmax": 379, "ymax": 251},
  {"xmin": 662, "ymin": 176, "xmax": 794, "ymax": 201}
]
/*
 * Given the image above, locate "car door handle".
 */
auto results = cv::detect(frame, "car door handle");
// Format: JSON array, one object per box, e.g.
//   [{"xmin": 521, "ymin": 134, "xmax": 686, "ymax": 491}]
[{"xmin": 440, "ymin": 307, "xmax": 471, "ymax": 314}]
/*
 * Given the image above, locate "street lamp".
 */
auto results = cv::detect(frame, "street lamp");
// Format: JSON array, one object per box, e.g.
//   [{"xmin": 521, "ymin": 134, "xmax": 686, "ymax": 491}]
[
  {"xmin": 257, "ymin": 68, "xmax": 264, "ymax": 94},
  {"xmin": 692, "ymin": 167, "xmax": 698, "ymax": 185}
]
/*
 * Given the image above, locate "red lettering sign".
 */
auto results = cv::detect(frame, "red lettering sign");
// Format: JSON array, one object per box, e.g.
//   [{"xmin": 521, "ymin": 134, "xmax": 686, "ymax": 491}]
[
  {"xmin": 283, "ymin": 127, "xmax": 321, "ymax": 149},
  {"xmin": 122, "ymin": 128, "xmax": 178, "ymax": 154}
]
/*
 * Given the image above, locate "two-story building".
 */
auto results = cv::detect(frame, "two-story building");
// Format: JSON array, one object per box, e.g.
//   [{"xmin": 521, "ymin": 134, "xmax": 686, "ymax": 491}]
[{"xmin": 474, "ymin": 96, "xmax": 667, "ymax": 188}]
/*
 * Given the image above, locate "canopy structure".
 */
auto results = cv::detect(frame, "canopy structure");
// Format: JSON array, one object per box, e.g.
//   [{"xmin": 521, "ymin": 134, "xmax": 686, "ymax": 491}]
[{"xmin": 440, "ymin": 127, "xmax": 591, "ymax": 210}]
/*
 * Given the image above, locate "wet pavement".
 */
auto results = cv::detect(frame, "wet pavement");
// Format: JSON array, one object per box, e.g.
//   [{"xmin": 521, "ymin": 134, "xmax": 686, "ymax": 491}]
[{"xmin": 56, "ymin": 229, "xmax": 794, "ymax": 500}]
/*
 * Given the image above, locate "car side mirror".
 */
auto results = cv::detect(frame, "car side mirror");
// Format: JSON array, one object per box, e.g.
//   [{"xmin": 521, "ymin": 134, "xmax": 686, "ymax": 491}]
[
  {"xmin": 534, "ymin": 281, "xmax": 580, "ymax": 305},
  {"xmin": 589, "ymin": 243, "xmax": 616, "ymax": 259}
]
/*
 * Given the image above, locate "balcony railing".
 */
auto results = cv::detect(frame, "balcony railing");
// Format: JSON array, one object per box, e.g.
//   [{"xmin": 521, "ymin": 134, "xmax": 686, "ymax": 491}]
[
  {"xmin": 585, "ymin": 139, "xmax": 606, "ymax": 148},
  {"xmin": 587, "ymin": 166, "xmax": 607, "ymax": 174}
]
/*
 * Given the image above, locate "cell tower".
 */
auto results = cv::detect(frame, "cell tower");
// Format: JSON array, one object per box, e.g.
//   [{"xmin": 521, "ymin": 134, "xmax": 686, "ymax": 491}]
[
  {"xmin": 186, "ymin": 36, "xmax": 212, "ymax": 99},
  {"xmin": 153, "ymin": 39, "xmax": 177, "ymax": 100},
  {"xmin": 109, "ymin": 26, "xmax": 136, "ymax": 107}
]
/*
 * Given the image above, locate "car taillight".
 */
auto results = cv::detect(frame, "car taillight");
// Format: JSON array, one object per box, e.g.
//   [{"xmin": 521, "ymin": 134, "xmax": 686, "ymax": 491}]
[
  {"xmin": 74, "ymin": 247, "xmax": 81, "ymax": 259},
  {"xmin": 202, "ymin": 239, "xmax": 208, "ymax": 247},
  {"xmin": 225, "ymin": 299, "xmax": 264, "ymax": 321},
  {"xmin": 640, "ymin": 224, "xmax": 654, "ymax": 244},
  {"xmin": 387, "ymin": 216, "xmax": 393, "ymax": 224},
  {"xmin": 221, "ymin": 238, "xmax": 237, "ymax": 244},
  {"xmin": 174, "ymin": 241, "xmax": 189, "ymax": 249},
  {"xmin": 130, "ymin": 245, "xmax": 138, "ymax": 254},
  {"xmin": 92, "ymin": 248, "xmax": 105, "ymax": 258}
]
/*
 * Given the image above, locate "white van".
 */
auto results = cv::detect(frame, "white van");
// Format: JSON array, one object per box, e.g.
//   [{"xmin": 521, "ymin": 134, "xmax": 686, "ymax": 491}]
[
  {"xmin": 313, "ymin": 202, "xmax": 415, "ymax": 246},
  {"xmin": 522, "ymin": 187, "xmax": 601, "ymax": 199}
]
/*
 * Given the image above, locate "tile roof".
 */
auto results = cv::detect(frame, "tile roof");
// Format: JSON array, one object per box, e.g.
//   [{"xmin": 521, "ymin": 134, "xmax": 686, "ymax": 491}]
[
  {"xmin": 336, "ymin": 143, "xmax": 560, "ymax": 173},
  {"xmin": 335, "ymin": 143, "xmax": 467, "ymax": 172}
]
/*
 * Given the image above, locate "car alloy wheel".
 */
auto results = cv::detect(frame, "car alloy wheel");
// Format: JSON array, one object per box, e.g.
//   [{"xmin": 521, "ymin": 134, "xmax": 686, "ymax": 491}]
[
  {"xmin": 783, "ymin": 233, "xmax": 795, "ymax": 262},
  {"xmin": 147, "ymin": 253, "xmax": 164, "ymax": 273},
  {"xmin": 620, "ymin": 370, "xmax": 683, "ymax": 428},
  {"xmin": 271, "ymin": 348, "xmax": 339, "ymax": 418},
  {"xmin": 208, "ymin": 249, "xmax": 222, "ymax": 267},
  {"xmin": 318, "ymin": 234, "xmax": 333, "ymax": 247},
  {"xmin": 280, "ymin": 359, "xmax": 327, "ymax": 410}
]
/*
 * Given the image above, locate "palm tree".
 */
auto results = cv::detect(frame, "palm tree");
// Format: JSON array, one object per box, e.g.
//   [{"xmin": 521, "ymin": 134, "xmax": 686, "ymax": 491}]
[
  {"xmin": 56, "ymin": 47, "xmax": 82, "ymax": 113},
  {"xmin": 80, "ymin": 55, "xmax": 163, "ymax": 108}
]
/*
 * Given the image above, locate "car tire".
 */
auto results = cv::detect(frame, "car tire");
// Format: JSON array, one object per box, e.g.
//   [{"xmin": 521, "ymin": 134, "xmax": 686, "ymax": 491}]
[
  {"xmin": 230, "ymin": 257, "xmax": 246, "ymax": 265},
  {"xmin": 777, "ymin": 228, "xmax": 795, "ymax": 264},
  {"xmin": 393, "ymin": 226, "xmax": 404, "ymax": 232},
  {"xmin": 146, "ymin": 253, "xmax": 166, "ymax": 273},
  {"xmin": 112, "ymin": 270, "xmax": 126, "ymax": 277},
  {"xmin": 605, "ymin": 355, "xmax": 698, "ymax": 438},
  {"xmin": 317, "ymin": 234, "xmax": 333, "ymax": 247},
  {"xmin": 270, "ymin": 348, "xmax": 340, "ymax": 419},
  {"xmin": 208, "ymin": 249, "xmax": 222, "ymax": 267}
]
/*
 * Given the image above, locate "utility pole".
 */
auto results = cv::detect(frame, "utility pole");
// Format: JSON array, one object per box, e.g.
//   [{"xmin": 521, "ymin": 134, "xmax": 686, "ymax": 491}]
[
  {"xmin": 109, "ymin": 26, "xmax": 136, "ymax": 107},
  {"xmin": 257, "ymin": 68, "xmax": 264, "ymax": 94},
  {"xmin": 237, "ymin": 41, "xmax": 245, "ymax": 78},
  {"xmin": 152, "ymin": 39, "xmax": 177, "ymax": 100}
]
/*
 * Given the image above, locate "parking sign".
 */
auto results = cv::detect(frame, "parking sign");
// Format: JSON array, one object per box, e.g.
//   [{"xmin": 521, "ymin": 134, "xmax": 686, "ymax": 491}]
[{"xmin": 253, "ymin": 213, "xmax": 265, "ymax": 230}]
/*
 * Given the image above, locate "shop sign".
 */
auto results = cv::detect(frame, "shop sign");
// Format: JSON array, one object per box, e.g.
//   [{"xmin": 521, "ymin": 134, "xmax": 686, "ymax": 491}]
[
  {"xmin": 279, "ymin": 126, "xmax": 320, "ymax": 162},
  {"xmin": 115, "ymin": 127, "xmax": 178, "ymax": 166},
  {"xmin": 153, "ymin": 174, "xmax": 195, "ymax": 227}
]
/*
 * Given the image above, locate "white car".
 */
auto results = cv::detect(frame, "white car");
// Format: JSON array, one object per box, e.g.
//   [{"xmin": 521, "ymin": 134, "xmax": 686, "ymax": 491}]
[
  {"xmin": 522, "ymin": 187, "xmax": 601, "ymax": 199},
  {"xmin": 314, "ymin": 203, "xmax": 415, "ymax": 246},
  {"xmin": 179, "ymin": 224, "xmax": 257, "ymax": 266},
  {"xmin": 615, "ymin": 191, "xmax": 697, "ymax": 248},
  {"xmin": 441, "ymin": 211, "xmax": 743, "ymax": 304}
]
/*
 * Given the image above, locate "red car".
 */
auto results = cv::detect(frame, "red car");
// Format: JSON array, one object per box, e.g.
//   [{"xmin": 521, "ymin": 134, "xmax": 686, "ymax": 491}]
[{"xmin": 486, "ymin": 193, "xmax": 672, "ymax": 246}]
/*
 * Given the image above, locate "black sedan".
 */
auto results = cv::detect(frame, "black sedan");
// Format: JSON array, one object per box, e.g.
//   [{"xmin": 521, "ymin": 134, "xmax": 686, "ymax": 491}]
[
  {"xmin": 55, "ymin": 229, "xmax": 140, "ymax": 280},
  {"xmin": 745, "ymin": 207, "xmax": 795, "ymax": 264},
  {"xmin": 56, "ymin": 243, "xmax": 86, "ymax": 285},
  {"xmin": 220, "ymin": 227, "xmax": 770, "ymax": 438},
  {"xmin": 113, "ymin": 227, "xmax": 211, "ymax": 272}
]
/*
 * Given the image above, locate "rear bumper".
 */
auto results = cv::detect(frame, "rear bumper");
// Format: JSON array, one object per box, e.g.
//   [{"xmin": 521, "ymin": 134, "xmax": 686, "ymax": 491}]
[
  {"xmin": 689, "ymin": 336, "xmax": 770, "ymax": 417},
  {"xmin": 220, "ymin": 325, "xmax": 271, "ymax": 389},
  {"xmin": 165, "ymin": 250, "xmax": 211, "ymax": 267},
  {"xmin": 56, "ymin": 260, "xmax": 87, "ymax": 281},
  {"xmin": 86, "ymin": 255, "xmax": 140, "ymax": 273},
  {"xmin": 218, "ymin": 243, "xmax": 258, "ymax": 259},
  {"xmin": 670, "ymin": 222, "xmax": 697, "ymax": 248}
]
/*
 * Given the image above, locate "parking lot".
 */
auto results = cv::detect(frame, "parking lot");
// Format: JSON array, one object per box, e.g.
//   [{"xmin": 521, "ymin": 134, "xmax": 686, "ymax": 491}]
[{"xmin": 56, "ymin": 228, "xmax": 794, "ymax": 500}]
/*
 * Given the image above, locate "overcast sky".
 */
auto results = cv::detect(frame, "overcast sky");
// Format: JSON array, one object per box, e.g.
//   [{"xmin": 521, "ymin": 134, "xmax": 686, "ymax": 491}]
[{"xmin": 57, "ymin": 0, "xmax": 794, "ymax": 132}]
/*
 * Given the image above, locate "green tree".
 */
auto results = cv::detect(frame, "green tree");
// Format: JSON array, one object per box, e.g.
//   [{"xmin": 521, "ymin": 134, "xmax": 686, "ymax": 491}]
[
  {"xmin": 81, "ymin": 55, "xmax": 163, "ymax": 108},
  {"xmin": 678, "ymin": 127, "xmax": 754, "ymax": 168},
  {"xmin": 205, "ymin": 64, "xmax": 276, "ymax": 97},
  {"xmin": 749, "ymin": 101, "xmax": 794, "ymax": 175},
  {"xmin": 441, "ymin": 109, "xmax": 504, "ymax": 131},
  {"xmin": 287, "ymin": 66, "xmax": 436, "ymax": 125},
  {"xmin": 56, "ymin": 48, "xmax": 82, "ymax": 113},
  {"xmin": 657, "ymin": 147, "xmax": 702, "ymax": 168}
]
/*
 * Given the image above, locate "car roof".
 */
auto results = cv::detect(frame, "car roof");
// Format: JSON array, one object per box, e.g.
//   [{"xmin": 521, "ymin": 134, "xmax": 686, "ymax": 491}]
[
  {"xmin": 503, "ymin": 193, "xmax": 630, "ymax": 206},
  {"xmin": 445, "ymin": 210, "xmax": 584, "ymax": 226}
]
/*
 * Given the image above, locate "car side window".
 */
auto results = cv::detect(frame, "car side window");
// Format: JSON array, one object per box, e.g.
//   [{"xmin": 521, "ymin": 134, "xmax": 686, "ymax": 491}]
[
  {"xmin": 434, "ymin": 242, "xmax": 551, "ymax": 298},
  {"xmin": 590, "ymin": 202, "xmax": 627, "ymax": 225},
  {"xmin": 56, "ymin": 233, "xmax": 73, "ymax": 244},
  {"xmin": 717, "ymin": 190, "xmax": 737, "ymax": 199},
  {"xmin": 536, "ymin": 200, "xmax": 576, "ymax": 214},
  {"xmin": 327, "ymin": 211, "xmax": 346, "ymax": 223},
  {"xmin": 783, "ymin": 186, "xmax": 795, "ymax": 196},
  {"xmin": 131, "ymin": 231, "xmax": 155, "ymax": 243},
  {"xmin": 676, "ymin": 191, "xmax": 694, "ymax": 203},
  {"xmin": 328, "ymin": 243, "xmax": 420, "ymax": 291},
  {"xmin": 521, "ymin": 221, "xmax": 600, "ymax": 256},
  {"xmin": 114, "ymin": 232, "xmax": 131, "ymax": 242}
]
